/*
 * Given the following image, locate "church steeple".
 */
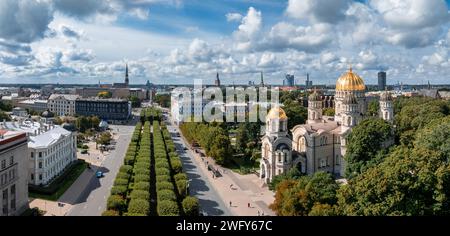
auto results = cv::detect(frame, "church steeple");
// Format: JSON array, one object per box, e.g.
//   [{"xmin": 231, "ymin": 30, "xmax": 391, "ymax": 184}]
[
  {"xmin": 125, "ymin": 64, "xmax": 129, "ymax": 86},
  {"xmin": 215, "ymin": 72, "xmax": 221, "ymax": 86}
]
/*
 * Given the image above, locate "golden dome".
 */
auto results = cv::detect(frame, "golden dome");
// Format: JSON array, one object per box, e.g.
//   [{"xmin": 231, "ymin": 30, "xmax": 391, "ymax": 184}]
[
  {"xmin": 336, "ymin": 67, "xmax": 366, "ymax": 91},
  {"xmin": 267, "ymin": 107, "xmax": 288, "ymax": 120}
]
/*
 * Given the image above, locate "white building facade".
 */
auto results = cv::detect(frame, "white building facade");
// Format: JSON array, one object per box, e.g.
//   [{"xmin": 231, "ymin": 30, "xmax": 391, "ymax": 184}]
[
  {"xmin": 1, "ymin": 120, "xmax": 77, "ymax": 186},
  {"xmin": 48, "ymin": 94, "xmax": 79, "ymax": 116},
  {"xmin": 0, "ymin": 131, "xmax": 29, "ymax": 216}
]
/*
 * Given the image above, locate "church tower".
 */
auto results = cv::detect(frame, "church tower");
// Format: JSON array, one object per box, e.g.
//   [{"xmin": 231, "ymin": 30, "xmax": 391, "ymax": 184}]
[
  {"xmin": 125, "ymin": 64, "xmax": 129, "ymax": 86},
  {"xmin": 260, "ymin": 107, "xmax": 292, "ymax": 184},
  {"xmin": 215, "ymin": 72, "xmax": 221, "ymax": 86},
  {"xmin": 341, "ymin": 94, "xmax": 360, "ymax": 128},
  {"xmin": 307, "ymin": 89, "xmax": 323, "ymax": 124},
  {"xmin": 379, "ymin": 90, "xmax": 394, "ymax": 123}
]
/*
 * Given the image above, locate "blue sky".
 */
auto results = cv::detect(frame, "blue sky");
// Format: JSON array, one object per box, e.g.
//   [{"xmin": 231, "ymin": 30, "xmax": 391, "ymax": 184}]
[{"xmin": 0, "ymin": 0, "xmax": 449, "ymax": 85}]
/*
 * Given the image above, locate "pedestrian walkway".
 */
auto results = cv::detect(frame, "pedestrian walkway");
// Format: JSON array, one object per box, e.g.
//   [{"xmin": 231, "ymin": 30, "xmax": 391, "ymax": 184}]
[
  {"xmin": 178, "ymin": 127, "xmax": 275, "ymax": 216},
  {"xmin": 29, "ymin": 199, "xmax": 72, "ymax": 216}
]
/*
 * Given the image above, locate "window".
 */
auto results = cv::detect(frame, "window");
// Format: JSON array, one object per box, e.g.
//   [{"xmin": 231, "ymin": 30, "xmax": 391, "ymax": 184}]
[
  {"xmin": 336, "ymin": 155, "xmax": 340, "ymax": 165},
  {"xmin": 39, "ymin": 152, "xmax": 42, "ymax": 158},
  {"xmin": 1, "ymin": 160, "xmax": 5, "ymax": 169},
  {"xmin": 31, "ymin": 174, "xmax": 34, "ymax": 180},
  {"xmin": 320, "ymin": 159, "xmax": 327, "ymax": 168},
  {"xmin": 31, "ymin": 152, "xmax": 34, "ymax": 158},
  {"xmin": 10, "ymin": 185, "xmax": 15, "ymax": 211},
  {"xmin": 9, "ymin": 156, "xmax": 13, "ymax": 166},
  {"xmin": 39, "ymin": 174, "xmax": 42, "ymax": 180},
  {"xmin": 2, "ymin": 189, "xmax": 8, "ymax": 215},
  {"xmin": 39, "ymin": 162, "xmax": 42, "ymax": 169}
]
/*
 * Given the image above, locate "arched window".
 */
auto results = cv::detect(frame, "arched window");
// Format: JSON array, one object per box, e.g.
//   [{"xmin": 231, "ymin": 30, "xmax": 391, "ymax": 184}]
[
  {"xmin": 347, "ymin": 117, "xmax": 352, "ymax": 126},
  {"xmin": 298, "ymin": 136, "xmax": 306, "ymax": 152},
  {"xmin": 335, "ymin": 155, "xmax": 340, "ymax": 165},
  {"xmin": 384, "ymin": 111, "xmax": 388, "ymax": 120},
  {"xmin": 264, "ymin": 144, "xmax": 269, "ymax": 159}
]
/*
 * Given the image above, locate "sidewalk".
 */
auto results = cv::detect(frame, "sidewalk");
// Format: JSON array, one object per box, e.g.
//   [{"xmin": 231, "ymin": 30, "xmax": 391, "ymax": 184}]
[{"xmin": 175, "ymin": 125, "xmax": 275, "ymax": 216}]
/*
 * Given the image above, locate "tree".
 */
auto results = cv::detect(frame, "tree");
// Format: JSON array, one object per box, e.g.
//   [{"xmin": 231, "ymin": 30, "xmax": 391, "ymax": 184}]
[
  {"xmin": 98, "ymin": 91, "xmax": 112, "ymax": 98},
  {"xmin": 345, "ymin": 118, "xmax": 392, "ymax": 179},
  {"xmin": 182, "ymin": 196, "xmax": 199, "ymax": 216},
  {"xmin": 128, "ymin": 199, "xmax": 149, "ymax": 215},
  {"xmin": 107, "ymin": 195, "xmax": 126, "ymax": 212},
  {"xmin": 97, "ymin": 132, "xmax": 112, "ymax": 145},
  {"xmin": 323, "ymin": 108, "xmax": 335, "ymax": 116},
  {"xmin": 0, "ymin": 101, "xmax": 12, "ymax": 112},
  {"xmin": 283, "ymin": 100, "xmax": 307, "ymax": 130},
  {"xmin": 129, "ymin": 96, "xmax": 141, "ymax": 108},
  {"xmin": 367, "ymin": 100, "xmax": 379, "ymax": 117},
  {"xmin": 270, "ymin": 172, "xmax": 339, "ymax": 216},
  {"xmin": 157, "ymin": 200, "xmax": 179, "ymax": 216},
  {"xmin": 337, "ymin": 116, "xmax": 450, "ymax": 216},
  {"xmin": 269, "ymin": 166, "xmax": 303, "ymax": 190},
  {"xmin": 0, "ymin": 111, "xmax": 10, "ymax": 121},
  {"xmin": 155, "ymin": 94, "xmax": 170, "ymax": 108}
]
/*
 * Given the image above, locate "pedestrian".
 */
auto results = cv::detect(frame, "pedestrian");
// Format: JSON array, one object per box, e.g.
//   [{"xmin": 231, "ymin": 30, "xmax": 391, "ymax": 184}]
[
  {"xmin": 229, "ymin": 201, "xmax": 232, "ymax": 207},
  {"xmin": 262, "ymin": 211, "xmax": 264, "ymax": 216},
  {"xmin": 248, "ymin": 203, "xmax": 250, "ymax": 208},
  {"xmin": 257, "ymin": 211, "xmax": 260, "ymax": 216}
]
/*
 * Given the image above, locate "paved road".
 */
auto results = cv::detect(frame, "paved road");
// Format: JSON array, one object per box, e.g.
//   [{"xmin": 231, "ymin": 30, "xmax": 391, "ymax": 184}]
[
  {"xmin": 65, "ymin": 124, "xmax": 135, "ymax": 216},
  {"xmin": 164, "ymin": 114, "xmax": 232, "ymax": 216}
]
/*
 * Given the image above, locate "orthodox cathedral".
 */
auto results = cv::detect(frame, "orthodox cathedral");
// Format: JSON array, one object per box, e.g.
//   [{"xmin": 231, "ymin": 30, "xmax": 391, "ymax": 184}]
[{"xmin": 260, "ymin": 67, "xmax": 394, "ymax": 183}]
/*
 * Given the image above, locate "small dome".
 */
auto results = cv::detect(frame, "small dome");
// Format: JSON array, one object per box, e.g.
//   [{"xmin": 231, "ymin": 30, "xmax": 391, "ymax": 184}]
[
  {"xmin": 99, "ymin": 120, "xmax": 109, "ymax": 129},
  {"xmin": 62, "ymin": 122, "xmax": 75, "ymax": 131},
  {"xmin": 343, "ymin": 94, "xmax": 358, "ymax": 105},
  {"xmin": 336, "ymin": 67, "xmax": 366, "ymax": 91},
  {"xmin": 41, "ymin": 110, "xmax": 54, "ymax": 118},
  {"xmin": 267, "ymin": 107, "xmax": 288, "ymax": 121},
  {"xmin": 380, "ymin": 91, "xmax": 393, "ymax": 101}
]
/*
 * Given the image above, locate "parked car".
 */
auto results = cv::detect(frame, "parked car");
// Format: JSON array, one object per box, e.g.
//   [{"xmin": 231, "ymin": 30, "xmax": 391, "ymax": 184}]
[
  {"xmin": 183, "ymin": 147, "xmax": 188, "ymax": 150},
  {"xmin": 96, "ymin": 171, "xmax": 104, "ymax": 178},
  {"xmin": 81, "ymin": 149, "xmax": 88, "ymax": 154}
]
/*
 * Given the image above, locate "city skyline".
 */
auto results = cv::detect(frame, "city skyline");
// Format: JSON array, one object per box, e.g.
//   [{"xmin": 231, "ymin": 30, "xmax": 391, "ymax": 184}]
[{"xmin": 0, "ymin": 0, "xmax": 449, "ymax": 85}]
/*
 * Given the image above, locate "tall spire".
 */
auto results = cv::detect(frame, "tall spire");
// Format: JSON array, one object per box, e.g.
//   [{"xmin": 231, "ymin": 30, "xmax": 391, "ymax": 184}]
[
  {"xmin": 125, "ymin": 63, "xmax": 129, "ymax": 86},
  {"xmin": 260, "ymin": 71, "xmax": 264, "ymax": 86},
  {"xmin": 215, "ymin": 72, "xmax": 221, "ymax": 86}
]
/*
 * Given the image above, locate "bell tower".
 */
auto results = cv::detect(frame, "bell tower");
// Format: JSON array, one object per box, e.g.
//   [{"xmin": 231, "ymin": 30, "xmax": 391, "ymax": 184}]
[{"xmin": 125, "ymin": 64, "xmax": 129, "ymax": 86}]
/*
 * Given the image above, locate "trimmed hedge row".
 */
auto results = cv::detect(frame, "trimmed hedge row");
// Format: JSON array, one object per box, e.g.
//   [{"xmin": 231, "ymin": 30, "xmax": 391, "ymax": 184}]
[
  {"xmin": 103, "ymin": 122, "xmax": 142, "ymax": 216},
  {"xmin": 127, "ymin": 121, "xmax": 152, "ymax": 215}
]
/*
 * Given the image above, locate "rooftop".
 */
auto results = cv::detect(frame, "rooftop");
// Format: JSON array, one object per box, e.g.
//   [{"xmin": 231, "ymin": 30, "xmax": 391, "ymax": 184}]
[{"xmin": 0, "ymin": 120, "xmax": 71, "ymax": 148}]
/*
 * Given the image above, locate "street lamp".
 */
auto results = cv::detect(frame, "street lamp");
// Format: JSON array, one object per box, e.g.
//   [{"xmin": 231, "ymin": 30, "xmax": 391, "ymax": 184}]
[{"xmin": 186, "ymin": 180, "xmax": 190, "ymax": 196}]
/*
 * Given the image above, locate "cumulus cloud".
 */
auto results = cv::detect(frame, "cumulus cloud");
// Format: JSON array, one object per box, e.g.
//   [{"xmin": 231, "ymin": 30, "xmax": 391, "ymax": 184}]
[
  {"xmin": 370, "ymin": 0, "xmax": 449, "ymax": 29},
  {"xmin": 261, "ymin": 22, "xmax": 334, "ymax": 53},
  {"xmin": 226, "ymin": 13, "xmax": 243, "ymax": 22},
  {"xmin": 53, "ymin": 0, "xmax": 113, "ymax": 19},
  {"xmin": 59, "ymin": 25, "xmax": 83, "ymax": 40},
  {"xmin": 0, "ymin": 0, "xmax": 54, "ymax": 43},
  {"xmin": 370, "ymin": 0, "xmax": 450, "ymax": 48},
  {"xmin": 233, "ymin": 7, "xmax": 262, "ymax": 51},
  {"xmin": 286, "ymin": 0, "xmax": 351, "ymax": 23}
]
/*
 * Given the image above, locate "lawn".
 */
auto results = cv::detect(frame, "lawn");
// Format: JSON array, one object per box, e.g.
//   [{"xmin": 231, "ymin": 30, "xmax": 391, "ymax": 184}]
[
  {"xmin": 29, "ymin": 160, "xmax": 88, "ymax": 201},
  {"xmin": 224, "ymin": 155, "xmax": 260, "ymax": 175}
]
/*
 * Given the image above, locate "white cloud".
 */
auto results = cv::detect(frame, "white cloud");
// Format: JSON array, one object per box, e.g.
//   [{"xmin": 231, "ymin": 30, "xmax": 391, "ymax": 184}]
[
  {"xmin": 233, "ymin": 7, "xmax": 262, "ymax": 51},
  {"xmin": 370, "ymin": 0, "xmax": 449, "ymax": 29},
  {"xmin": 286, "ymin": 0, "xmax": 350, "ymax": 23},
  {"xmin": 0, "ymin": 0, "xmax": 54, "ymax": 43},
  {"xmin": 226, "ymin": 13, "xmax": 243, "ymax": 22},
  {"xmin": 261, "ymin": 22, "xmax": 334, "ymax": 53}
]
